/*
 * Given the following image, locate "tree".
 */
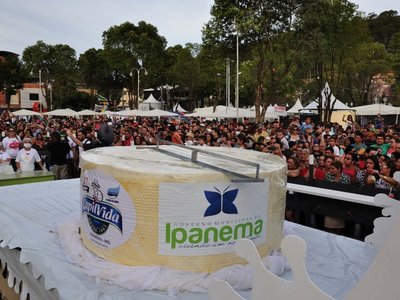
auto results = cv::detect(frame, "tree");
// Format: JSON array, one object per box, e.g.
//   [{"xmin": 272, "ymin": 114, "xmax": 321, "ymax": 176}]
[
  {"xmin": 78, "ymin": 48, "xmax": 113, "ymax": 109},
  {"xmin": 389, "ymin": 33, "xmax": 400, "ymax": 104},
  {"xmin": 203, "ymin": 0, "xmax": 301, "ymax": 122},
  {"xmin": 0, "ymin": 52, "xmax": 25, "ymax": 109},
  {"xmin": 344, "ymin": 42, "xmax": 392, "ymax": 105},
  {"xmin": 368, "ymin": 10, "xmax": 400, "ymax": 49},
  {"xmin": 22, "ymin": 41, "xmax": 78, "ymax": 109},
  {"xmin": 294, "ymin": 0, "xmax": 369, "ymax": 122},
  {"xmin": 102, "ymin": 21, "xmax": 167, "ymax": 109}
]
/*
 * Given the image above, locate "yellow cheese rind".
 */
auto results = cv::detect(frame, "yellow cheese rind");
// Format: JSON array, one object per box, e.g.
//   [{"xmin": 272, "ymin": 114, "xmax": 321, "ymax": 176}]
[{"xmin": 80, "ymin": 146, "xmax": 286, "ymax": 273}]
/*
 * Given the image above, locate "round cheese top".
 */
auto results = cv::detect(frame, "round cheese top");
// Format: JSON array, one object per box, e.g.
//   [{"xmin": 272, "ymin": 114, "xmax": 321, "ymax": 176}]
[{"xmin": 81, "ymin": 145, "xmax": 286, "ymax": 179}]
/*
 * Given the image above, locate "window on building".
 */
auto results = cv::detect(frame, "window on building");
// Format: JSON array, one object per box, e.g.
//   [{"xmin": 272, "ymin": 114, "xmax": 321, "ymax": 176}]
[{"xmin": 29, "ymin": 93, "xmax": 39, "ymax": 101}]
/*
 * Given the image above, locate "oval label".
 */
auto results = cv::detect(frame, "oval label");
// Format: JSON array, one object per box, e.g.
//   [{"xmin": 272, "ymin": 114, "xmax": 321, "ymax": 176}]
[{"xmin": 81, "ymin": 169, "xmax": 136, "ymax": 249}]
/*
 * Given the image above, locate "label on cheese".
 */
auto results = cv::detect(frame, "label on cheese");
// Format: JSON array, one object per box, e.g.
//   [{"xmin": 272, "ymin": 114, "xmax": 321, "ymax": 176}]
[
  {"xmin": 81, "ymin": 169, "xmax": 136, "ymax": 249},
  {"xmin": 158, "ymin": 180, "xmax": 269, "ymax": 256}
]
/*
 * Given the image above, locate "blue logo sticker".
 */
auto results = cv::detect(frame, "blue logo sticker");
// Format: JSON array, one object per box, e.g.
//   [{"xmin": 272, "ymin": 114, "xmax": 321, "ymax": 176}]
[
  {"xmin": 204, "ymin": 186, "xmax": 239, "ymax": 217},
  {"xmin": 82, "ymin": 196, "xmax": 123, "ymax": 234}
]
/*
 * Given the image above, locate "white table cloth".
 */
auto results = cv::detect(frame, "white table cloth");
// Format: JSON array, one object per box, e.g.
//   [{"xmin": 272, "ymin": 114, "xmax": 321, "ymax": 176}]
[{"xmin": 0, "ymin": 179, "xmax": 377, "ymax": 299}]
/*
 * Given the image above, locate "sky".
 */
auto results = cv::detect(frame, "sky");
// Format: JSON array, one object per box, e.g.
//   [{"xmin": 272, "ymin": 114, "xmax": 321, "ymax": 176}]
[{"xmin": 1, "ymin": 0, "xmax": 400, "ymax": 57}]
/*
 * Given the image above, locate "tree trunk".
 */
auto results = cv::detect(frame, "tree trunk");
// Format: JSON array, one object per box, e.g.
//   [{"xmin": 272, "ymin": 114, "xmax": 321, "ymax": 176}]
[{"xmin": 255, "ymin": 48, "xmax": 267, "ymax": 123}]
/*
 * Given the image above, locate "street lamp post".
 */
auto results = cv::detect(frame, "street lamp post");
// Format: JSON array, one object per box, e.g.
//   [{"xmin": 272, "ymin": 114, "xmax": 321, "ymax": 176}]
[
  {"xmin": 49, "ymin": 82, "xmax": 53, "ymax": 111},
  {"xmin": 235, "ymin": 21, "xmax": 240, "ymax": 120},
  {"xmin": 30, "ymin": 67, "xmax": 49, "ymax": 114},
  {"xmin": 129, "ymin": 67, "xmax": 148, "ymax": 109},
  {"xmin": 225, "ymin": 59, "xmax": 231, "ymax": 113}
]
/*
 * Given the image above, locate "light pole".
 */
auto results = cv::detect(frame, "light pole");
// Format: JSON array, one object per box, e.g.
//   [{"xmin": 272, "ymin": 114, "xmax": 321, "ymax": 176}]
[
  {"xmin": 49, "ymin": 82, "xmax": 53, "ymax": 111},
  {"xmin": 129, "ymin": 67, "xmax": 148, "ymax": 109},
  {"xmin": 226, "ymin": 58, "xmax": 231, "ymax": 113},
  {"xmin": 234, "ymin": 21, "xmax": 240, "ymax": 120},
  {"xmin": 30, "ymin": 67, "xmax": 49, "ymax": 114}
]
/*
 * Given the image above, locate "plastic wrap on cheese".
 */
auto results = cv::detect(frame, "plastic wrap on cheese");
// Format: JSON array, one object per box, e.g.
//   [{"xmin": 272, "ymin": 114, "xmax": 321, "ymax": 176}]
[{"xmin": 80, "ymin": 145, "xmax": 287, "ymax": 273}]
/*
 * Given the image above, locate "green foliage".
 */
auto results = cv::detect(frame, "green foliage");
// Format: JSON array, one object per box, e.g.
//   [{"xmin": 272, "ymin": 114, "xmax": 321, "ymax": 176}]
[
  {"xmin": 0, "ymin": 53, "xmax": 26, "ymax": 108},
  {"xmin": 368, "ymin": 10, "xmax": 400, "ymax": 48},
  {"xmin": 22, "ymin": 41, "xmax": 78, "ymax": 109},
  {"xmin": 14, "ymin": 5, "xmax": 400, "ymax": 114},
  {"xmin": 101, "ymin": 21, "xmax": 168, "ymax": 108},
  {"xmin": 54, "ymin": 91, "xmax": 95, "ymax": 110},
  {"xmin": 203, "ymin": 0, "xmax": 302, "ymax": 121},
  {"xmin": 294, "ymin": 0, "xmax": 373, "ymax": 121}
]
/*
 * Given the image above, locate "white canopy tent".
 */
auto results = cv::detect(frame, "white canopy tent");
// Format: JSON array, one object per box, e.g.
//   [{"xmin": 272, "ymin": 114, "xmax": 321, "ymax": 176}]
[
  {"xmin": 353, "ymin": 104, "xmax": 400, "ymax": 116},
  {"xmin": 354, "ymin": 103, "xmax": 400, "ymax": 123},
  {"xmin": 44, "ymin": 108, "xmax": 78, "ymax": 117},
  {"xmin": 298, "ymin": 83, "xmax": 355, "ymax": 126},
  {"xmin": 273, "ymin": 104, "xmax": 287, "ymax": 117},
  {"xmin": 139, "ymin": 94, "xmax": 162, "ymax": 111},
  {"xmin": 77, "ymin": 109, "xmax": 99, "ymax": 116},
  {"xmin": 212, "ymin": 107, "xmax": 252, "ymax": 118},
  {"xmin": 117, "ymin": 109, "xmax": 139, "ymax": 117},
  {"xmin": 186, "ymin": 105, "xmax": 279, "ymax": 120},
  {"xmin": 11, "ymin": 109, "xmax": 40, "ymax": 117},
  {"xmin": 137, "ymin": 109, "xmax": 179, "ymax": 118},
  {"xmin": 173, "ymin": 103, "xmax": 187, "ymax": 113},
  {"xmin": 287, "ymin": 99, "xmax": 304, "ymax": 115},
  {"xmin": 97, "ymin": 110, "xmax": 117, "ymax": 116},
  {"xmin": 300, "ymin": 82, "xmax": 354, "ymax": 112},
  {"xmin": 264, "ymin": 104, "xmax": 288, "ymax": 117},
  {"xmin": 249, "ymin": 105, "xmax": 281, "ymax": 120}
]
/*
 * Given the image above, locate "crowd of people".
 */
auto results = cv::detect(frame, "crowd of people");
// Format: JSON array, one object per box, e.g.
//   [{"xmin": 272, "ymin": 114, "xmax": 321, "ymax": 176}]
[{"xmin": 1, "ymin": 110, "xmax": 399, "ymax": 194}]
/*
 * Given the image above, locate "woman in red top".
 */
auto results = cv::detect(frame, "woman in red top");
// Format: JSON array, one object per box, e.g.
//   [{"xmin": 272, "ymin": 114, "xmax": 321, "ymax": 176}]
[
  {"xmin": 315, "ymin": 156, "xmax": 334, "ymax": 180},
  {"xmin": 342, "ymin": 153, "xmax": 358, "ymax": 184},
  {"xmin": 170, "ymin": 125, "xmax": 183, "ymax": 145},
  {"xmin": 387, "ymin": 138, "xmax": 398, "ymax": 157}
]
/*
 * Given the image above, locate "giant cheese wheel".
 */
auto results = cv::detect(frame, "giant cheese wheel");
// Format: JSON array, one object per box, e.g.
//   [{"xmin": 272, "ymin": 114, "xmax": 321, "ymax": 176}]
[{"xmin": 80, "ymin": 146, "xmax": 286, "ymax": 273}]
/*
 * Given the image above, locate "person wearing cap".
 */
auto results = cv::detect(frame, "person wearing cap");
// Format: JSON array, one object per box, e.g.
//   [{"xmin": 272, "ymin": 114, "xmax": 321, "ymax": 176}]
[
  {"xmin": 184, "ymin": 132, "xmax": 195, "ymax": 146},
  {"xmin": 15, "ymin": 137, "xmax": 44, "ymax": 172}
]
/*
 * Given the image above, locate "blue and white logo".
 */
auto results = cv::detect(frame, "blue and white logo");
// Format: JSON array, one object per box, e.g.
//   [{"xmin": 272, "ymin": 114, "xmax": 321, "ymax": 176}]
[
  {"xmin": 159, "ymin": 181, "xmax": 269, "ymax": 256},
  {"xmin": 81, "ymin": 169, "xmax": 136, "ymax": 249},
  {"xmin": 204, "ymin": 186, "xmax": 239, "ymax": 217}
]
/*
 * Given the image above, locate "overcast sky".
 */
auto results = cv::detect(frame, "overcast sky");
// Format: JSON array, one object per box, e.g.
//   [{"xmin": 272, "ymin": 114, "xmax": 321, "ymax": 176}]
[{"xmin": 1, "ymin": 0, "xmax": 399, "ymax": 57}]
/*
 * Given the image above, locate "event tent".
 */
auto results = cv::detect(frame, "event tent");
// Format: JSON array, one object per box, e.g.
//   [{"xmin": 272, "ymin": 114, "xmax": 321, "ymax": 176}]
[
  {"xmin": 139, "ymin": 94, "xmax": 162, "ymax": 111},
  {"xmin": 118, "ymin": 109, "xmax": 139, "ymax": 117},
  {"xmin": 353, "ymin": 104, "xmax": 400, "ymax": 116},
  {"xmin": 97, "ymin": 110, "xmax": 117, "ymax": 116},
  {"xmin": 354, "ymin": 103, "xmax": 400, "ymax": 123},
  {"xmin": 44, "ymin": 108, "xmax": 78, "ymax": 117},
  {"xmin": 266, "ymin": 104, "xmax": 287, "ymax": 117},
  {"xmin": 298, "ymin": 82, "xmax": 355, "ymax": 126},
  {"xmin": 299, "ymin": 82, "xmax": 354, "ymax": 112},
  {"xmin": 173, "ymin": 103, "xmax": 187, "ymax": 113},
  {"xmin": 136, "ymin": 109, "xmax": 179, "ymax": 118},
  {"xmin": 11, "ymin": 109, "xmax": 40, "ymax": 117},
  {"xmin": 77, "ymin": 109, "xmax": 99, "ymax": 116},
  {"xmin": 287, "ymin": 99, "xmax": 303, "ymax": 115},
  {"xmin": 186, "ymin": 105, "xmax": 279, "ymax": 120}
]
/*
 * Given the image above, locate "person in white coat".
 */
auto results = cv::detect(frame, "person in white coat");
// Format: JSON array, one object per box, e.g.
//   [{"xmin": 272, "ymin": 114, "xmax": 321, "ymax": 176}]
[
  {"xmin": 15, "ymin": 138, "xmax": 44, "ymax": 172},
  {"xmin": 0, "ymin": 143, "xmax": 14, "ymax": 174}
]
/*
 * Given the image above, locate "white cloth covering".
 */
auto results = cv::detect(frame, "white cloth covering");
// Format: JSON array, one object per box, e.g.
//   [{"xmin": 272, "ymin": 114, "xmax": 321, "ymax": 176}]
[
  {"xmin": 0, "ymin": 179, "xmax": 377, "ymax": 300},
  {"xmin": 57, "ymin": 213, "xmax": 290, "ymax": 293}
]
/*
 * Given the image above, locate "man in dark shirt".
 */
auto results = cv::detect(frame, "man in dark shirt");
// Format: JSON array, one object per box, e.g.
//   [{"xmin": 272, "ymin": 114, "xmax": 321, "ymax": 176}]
[{"xmin": 46, "ymin": 131, "xmax": 71, "ymax": 180}]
